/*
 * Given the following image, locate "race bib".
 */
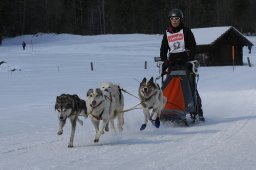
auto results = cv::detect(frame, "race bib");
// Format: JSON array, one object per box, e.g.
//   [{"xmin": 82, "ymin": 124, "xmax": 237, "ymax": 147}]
[{"xmin": 166, "ymin": 29, "xmax": 185, "ymax": 53}]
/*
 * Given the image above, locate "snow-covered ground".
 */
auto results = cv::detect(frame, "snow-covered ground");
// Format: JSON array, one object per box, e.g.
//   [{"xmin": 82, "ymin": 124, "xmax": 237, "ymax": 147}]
[{"xmin": 0, "ymin": 33, "xmax": 256, "ymax": 170}]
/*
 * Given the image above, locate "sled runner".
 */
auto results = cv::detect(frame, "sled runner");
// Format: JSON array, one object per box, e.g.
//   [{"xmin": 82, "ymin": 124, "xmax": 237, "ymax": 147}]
[{"xmin": 155, "ymin": 57, "xmax": 200, "ymax": 126}]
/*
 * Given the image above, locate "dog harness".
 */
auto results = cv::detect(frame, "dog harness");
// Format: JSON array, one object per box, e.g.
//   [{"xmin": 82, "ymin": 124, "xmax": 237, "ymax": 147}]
[
  {"xmin": 89, "ymin": 109, "xmax": 104, "ymax": 120},
  {"xmin": 88, "ymin": 94, "xmax": 112, "ymax": 120},
  {"xmin": 139, "ymin": 91, "xmax": 158, "ymax": 108}
]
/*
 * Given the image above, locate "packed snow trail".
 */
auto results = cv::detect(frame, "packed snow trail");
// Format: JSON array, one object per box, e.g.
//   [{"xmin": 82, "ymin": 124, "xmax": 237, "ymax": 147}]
[{"xmin": 0, "ymin": 34, "xmax": 256, "ymax": 170}]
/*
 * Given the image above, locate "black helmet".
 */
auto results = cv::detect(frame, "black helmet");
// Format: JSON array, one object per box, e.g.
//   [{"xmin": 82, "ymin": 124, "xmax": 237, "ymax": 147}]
[{"xmin": 168, "ymin": 9, "xmax": 184, "ymax": 19}]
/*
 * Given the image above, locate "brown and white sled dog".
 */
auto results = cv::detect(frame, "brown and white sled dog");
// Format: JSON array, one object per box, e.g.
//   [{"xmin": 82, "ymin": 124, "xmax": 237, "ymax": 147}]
[
  {"xmin": 55, "ymin": 94, "xmax": 87, "ymax": 147},
  {"xmin": 138, "ymin": 77, "xmax": 167, "ymax": 131},
  {"xmin": 86, "ymin": 88, "xmax": 115, "ymax": 143},
  {"xmin": 100, "ymin": 82, "xmax": 124, "ymax": 132}
]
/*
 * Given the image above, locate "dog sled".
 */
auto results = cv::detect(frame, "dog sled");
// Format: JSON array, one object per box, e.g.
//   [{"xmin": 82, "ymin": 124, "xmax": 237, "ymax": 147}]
[{"xmin": 155, "ymin": 57, "xmax": 200, "ymax": 126}]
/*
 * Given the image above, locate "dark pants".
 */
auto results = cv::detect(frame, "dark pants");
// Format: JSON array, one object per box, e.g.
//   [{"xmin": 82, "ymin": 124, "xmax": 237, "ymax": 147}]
[{"xmin": 188, "ymin": 72, "xmax": 203, "ymax": 116}]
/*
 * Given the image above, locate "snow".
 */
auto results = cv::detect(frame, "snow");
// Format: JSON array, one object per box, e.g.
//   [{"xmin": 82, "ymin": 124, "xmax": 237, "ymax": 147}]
[
  {"xmin": 0, "ymin": 33, "xmax": 256, "ymax": 170},
  {"xmin": 192, "ymin": 26, "xmax": 231, "ymax": 45},
  {"xmin": 192, "ymin": 26, "xmax": 252, "ymax": 46}
]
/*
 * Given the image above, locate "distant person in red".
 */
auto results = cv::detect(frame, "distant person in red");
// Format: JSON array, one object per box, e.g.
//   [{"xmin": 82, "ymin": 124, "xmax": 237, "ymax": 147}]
[
  {"xmin": 160, "ymin": 8, "xmax": 205, "ymax": 121},
  {"xmin": 22, "ymin": 41, "xmax": 26, "ymax": 50}
]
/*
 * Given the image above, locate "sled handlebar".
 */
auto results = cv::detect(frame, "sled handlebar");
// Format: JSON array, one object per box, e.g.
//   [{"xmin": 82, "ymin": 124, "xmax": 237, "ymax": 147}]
[
  {"xmin": 188, "ymin": 60, "xmax": 200, "ymax": 75},
  {"xmin": 154, "ymin": 57, "xmax": 161, "ymax": 62}
]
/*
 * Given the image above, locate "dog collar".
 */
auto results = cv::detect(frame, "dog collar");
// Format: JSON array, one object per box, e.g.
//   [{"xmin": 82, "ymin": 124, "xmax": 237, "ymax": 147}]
[{"xmin": 90, "ymin": 101, "xmax": 103, "ymax": 109}]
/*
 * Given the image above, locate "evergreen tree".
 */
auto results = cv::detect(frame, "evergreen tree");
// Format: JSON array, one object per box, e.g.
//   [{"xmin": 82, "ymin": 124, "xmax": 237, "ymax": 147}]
[{"xmin": 0, "ymin": 0, "xmax": 255, "ymax": 37}]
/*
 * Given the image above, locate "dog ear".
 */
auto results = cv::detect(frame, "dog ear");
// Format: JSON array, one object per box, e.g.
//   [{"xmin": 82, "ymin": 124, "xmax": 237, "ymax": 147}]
[
  {"xmin": 96, "ymin": 88, "xmax": 103, "ymax": 96},
  {"xmin": 149, "ymin": 77, "xmax": 154, "ymax": 83},
  {"xmin": 56, "ymin": 95, "xmax": 63, "ymax": 103},
  {"xmin": 149, "ymin": 77, "xmax": 156, "ymax": 87},
  {"xmin": 87, "ymin": 89, "xmax": 93, "ymax": 97},
  {"xmin": 141, "ymin": 77, "xmax": 146, "ymax": 85}
]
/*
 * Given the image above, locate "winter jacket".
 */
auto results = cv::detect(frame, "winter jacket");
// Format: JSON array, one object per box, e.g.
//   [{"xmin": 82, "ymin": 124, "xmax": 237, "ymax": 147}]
[{"xmin": 160, "ymin": 23, "xmax": 196, "ymax": 66}]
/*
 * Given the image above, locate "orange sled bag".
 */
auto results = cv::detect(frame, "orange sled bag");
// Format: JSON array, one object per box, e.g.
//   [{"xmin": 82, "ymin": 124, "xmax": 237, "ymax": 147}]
[{"xmin": 160, "ymin": 70, "xmax": 195, "ymax": 123}]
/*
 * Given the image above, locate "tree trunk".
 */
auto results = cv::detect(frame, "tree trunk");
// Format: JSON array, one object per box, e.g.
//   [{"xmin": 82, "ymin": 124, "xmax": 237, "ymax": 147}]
[
  {"xmin": 45, "ymin": 0, "xmax": 49, "ymax": 33},
  {"xmin": 79, "ymin": 0, "xmax": 83, "ymax": 34},
  {"xmin": 22, "ymin": 0, "xmax": 26, "ymax": 35},
  {"xmin": 102, "ymin": 0, "xmax": 105, "ymax": 34}
]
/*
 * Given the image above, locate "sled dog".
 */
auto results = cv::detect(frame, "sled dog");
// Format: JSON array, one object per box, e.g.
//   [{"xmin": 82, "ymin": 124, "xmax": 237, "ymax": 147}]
[
  {"xmin": 138, "ymin": 77, "xmax": 167, "ymax": 130},
  {"xmin": 55, "ymin": 94, "xmax": 87, "ymax": 147},
  {"xmin": 86, "ymin": 88, "xmax": 116, "ymax": 143},
  {"xmin": 100, "ymin": 82, "xmax": 124, "ymax": 132}
]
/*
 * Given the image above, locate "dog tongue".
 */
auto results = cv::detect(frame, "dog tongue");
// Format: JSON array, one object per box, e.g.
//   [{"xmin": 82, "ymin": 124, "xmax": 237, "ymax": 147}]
[{"xmin": 144, "ymin": 91, "xmax": 149, "ymax": 97}]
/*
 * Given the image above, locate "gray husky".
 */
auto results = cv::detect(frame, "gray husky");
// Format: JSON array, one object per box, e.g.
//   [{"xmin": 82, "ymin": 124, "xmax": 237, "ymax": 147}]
[
  {"xmin": 138, "ymin": 77, "xmax": 167, "ymax": 130},
  {"xmin": 55, "ymin": 94, "xmax": 87, "ymax": 147}
]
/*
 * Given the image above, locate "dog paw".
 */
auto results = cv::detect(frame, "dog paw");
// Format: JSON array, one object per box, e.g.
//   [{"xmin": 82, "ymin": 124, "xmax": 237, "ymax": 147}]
[
  {"xmin": 94, "ymin": 139, "xmax": 99, "ymax": 143},
  {"xmin": 140, "ymin": 124, "xmax": 147, "ymax": 131},
  {"xmin": 57, "ymin": 130, "xmax": 63, "ymax": 135},
  {"xmin": 155, "ymin": 118, "xmax": 160, "ymax": 128},
  {"xmin": 68, "ymin": 144, "xmax": 74, "ymax": 148}
]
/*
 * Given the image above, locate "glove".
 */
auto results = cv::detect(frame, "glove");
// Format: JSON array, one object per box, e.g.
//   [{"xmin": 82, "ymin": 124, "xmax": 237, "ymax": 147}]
[
  {"xmin": 162, "ymin": 60, "xmax": 171, "ymax": 75},
  {"xmin": 163, "ymin": 60, "xmax": 171, "ymax": 65}
]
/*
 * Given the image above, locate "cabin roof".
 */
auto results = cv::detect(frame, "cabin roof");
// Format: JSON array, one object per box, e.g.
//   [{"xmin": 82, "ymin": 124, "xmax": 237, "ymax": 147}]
[{"xmin": 192, "ymin": 26, "xmax": 253, "ymax": 48}]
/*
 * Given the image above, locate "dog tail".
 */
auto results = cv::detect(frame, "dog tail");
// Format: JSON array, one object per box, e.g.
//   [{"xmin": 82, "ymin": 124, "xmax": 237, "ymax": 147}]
[{"xmin": 82, "ymin": 100, "xmax": 87, "ymax": 113}]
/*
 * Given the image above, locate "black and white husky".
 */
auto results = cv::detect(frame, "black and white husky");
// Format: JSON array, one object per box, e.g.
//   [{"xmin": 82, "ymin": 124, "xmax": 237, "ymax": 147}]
[
  {"xmin": 86, "ymin": 88, "xmax": 111, "ymax": 143},
  {"xmin": 55, "ymin": 94, "xmax": 87, "ymax": 147},
  {"xmin": 138, "ymin": 77, "xmax": 167, "ymax": 130}
]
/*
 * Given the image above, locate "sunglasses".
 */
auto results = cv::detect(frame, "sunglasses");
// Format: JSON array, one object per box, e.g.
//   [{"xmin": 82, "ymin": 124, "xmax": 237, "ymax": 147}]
[{"xmin": 170, "ymin": 17, "xmax": 180, "ymax": 21}]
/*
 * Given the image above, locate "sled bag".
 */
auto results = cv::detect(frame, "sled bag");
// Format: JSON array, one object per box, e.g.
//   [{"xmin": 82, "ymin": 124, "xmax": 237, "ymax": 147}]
[{"xmin": 161, "ymin": 70, "xmax": 195, "ymax": 120}]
